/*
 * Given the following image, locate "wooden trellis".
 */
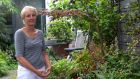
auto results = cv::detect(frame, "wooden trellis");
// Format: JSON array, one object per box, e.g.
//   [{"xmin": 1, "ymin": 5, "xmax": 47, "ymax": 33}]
[{"xmin": 37, "ymin": 9, "xmax": 86, "ymax": 18}]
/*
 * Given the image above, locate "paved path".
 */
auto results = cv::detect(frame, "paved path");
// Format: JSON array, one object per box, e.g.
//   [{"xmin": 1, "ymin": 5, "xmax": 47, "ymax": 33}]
[{"xmin": 0, "ymin": 70, "xmax": 17, "ymax": 79}]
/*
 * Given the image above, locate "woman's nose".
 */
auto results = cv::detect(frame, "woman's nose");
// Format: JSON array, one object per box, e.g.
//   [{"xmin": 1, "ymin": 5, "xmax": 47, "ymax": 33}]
[{"xmin": 30, "ymin": 15, "xmax": 34, "ymax": 18}]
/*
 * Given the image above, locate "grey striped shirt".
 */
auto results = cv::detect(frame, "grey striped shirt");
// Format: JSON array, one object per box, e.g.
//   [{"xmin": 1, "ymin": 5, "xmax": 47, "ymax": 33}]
[{"xmin": 14, "ymin": 29, "xmax": 46, "ymax": 69}]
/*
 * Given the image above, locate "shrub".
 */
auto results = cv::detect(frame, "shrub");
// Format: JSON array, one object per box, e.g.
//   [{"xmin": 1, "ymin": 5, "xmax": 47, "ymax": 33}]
[
  {"xmin": 0, "ymin": 50, "xmax": 17, "ymax": 77},
  {"xmin": 48, "ymin": 50, "xmax": 96, "ymax": 79},
  {"xmin": 47, "ymin": 17, "xmax": 74, "ymax": 43},
  {"xmin": 48, "ymin": 59, "xmax": 78, "ymax": 79},
  {"xmin": 93, "ymin": 45, "xmax": 140, "ymax": 79}
]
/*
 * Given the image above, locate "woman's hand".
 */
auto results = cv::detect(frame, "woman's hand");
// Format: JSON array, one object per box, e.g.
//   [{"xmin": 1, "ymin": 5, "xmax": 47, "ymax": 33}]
[
  {"xmin": 35, "ymin": 70, "xmax": 48, "ymax": 77},
  {"xmin": 46, "ymin": 67, "xmax": 51, "ymax": 75},
  {"xmin": 42, "ymin": 67, "xmax": 51, "ymax": 79}
]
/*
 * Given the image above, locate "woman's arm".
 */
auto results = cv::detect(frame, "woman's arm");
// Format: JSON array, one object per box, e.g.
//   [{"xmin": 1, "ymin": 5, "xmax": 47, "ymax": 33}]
[
  {"xmin": 16, "ymin": 56, "xmax": 44, "ymax": 77},
  {"xmin": 43, "ymin": 51, "xmax": 51, "ymax": 77},
  {"xmin": 41, "ymin": 30, "xmax": 51, "ymax": 76}
]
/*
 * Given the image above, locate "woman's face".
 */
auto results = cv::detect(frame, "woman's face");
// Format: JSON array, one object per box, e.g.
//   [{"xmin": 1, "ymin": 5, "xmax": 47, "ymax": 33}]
[{"xmin": 23, "ymin": 9, "xmax": 37, "ymax": 26}]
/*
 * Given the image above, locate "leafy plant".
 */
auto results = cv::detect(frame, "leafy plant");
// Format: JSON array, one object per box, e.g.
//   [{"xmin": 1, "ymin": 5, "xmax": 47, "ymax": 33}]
[
  {"xmin": 0, "ymin": 2, "xmax": 17, "ymax": 77},
  {"xmin": 122, "ymin": 0, "xmax": 140, "ymax": 47},
  {"xmin": 0, "ymin": 50, "xmax": 17, "ymax": 77},
  {"xmin": 49, "ymin": 0, "xmax": 74, "ymax": 10},
  {"xmin": 93, "ymin": 44, "xmax": 140, "ymax": 79},
  {"xmin": 72, "ymin": 50, "xmax": 96, "ymax": 78},
  {"xmin": 47, "ymin": 17, "xmax": 74, "ymax": 43},
  {"xmin": 48, "ymin": 50, "xmax": 97, "ymax": 79},
  {"xmin": 0, "ymin": 0, "xmax": 18, "ymax": 50},
  {"xmin": 49, "ymin": 0, "xmax": 120, "ymax": 54},
  {"xmin": 48, "ymin": 59, "xmax": 78, "ymax": 79}
]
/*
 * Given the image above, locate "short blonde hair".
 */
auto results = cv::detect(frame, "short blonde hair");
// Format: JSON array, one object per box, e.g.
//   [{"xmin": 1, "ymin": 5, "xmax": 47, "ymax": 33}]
[{"xmin": 20, "ymin": 6, "xmax": 38, "ymax": 19}]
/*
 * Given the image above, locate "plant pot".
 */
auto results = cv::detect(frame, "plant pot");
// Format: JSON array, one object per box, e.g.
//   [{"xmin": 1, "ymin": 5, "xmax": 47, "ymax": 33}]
[
  {"xmin": 45, "ymin": 39, "xmax": 58, "ymax": 46},
  {"xmin": 46, "ymin": 39, "xmax": 70, "ymax": 57},
  {"xmin": 51, "ymin": 43, "xmax": 69, "ymax": 57}
]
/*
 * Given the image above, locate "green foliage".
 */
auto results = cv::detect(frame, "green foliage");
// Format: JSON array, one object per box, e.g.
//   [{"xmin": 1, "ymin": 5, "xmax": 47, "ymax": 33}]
[
  {"xmin": 124, "ymin": 0, "xmax": 140, "ymax": 29},
  {"xmin": 48, "ymin": 42, "xmax": 140, "ymax": 79},
  {"xmin": 48, "ymin": 1, "xmax": 140, "ymax": 79},
  {"xmin": 0, "ymin": 52, "xmax": 8, "ymax": 76},
  {"xmin": 73, "ymin": 50, "xmax": 95, "ymax": 74},
  {"xmin": 95, "ymin": 1, "xmax": 120, "ymax": 45},
  {"xmin": 49, "ymin": 0, "xmax": 120, "ymax": 47},
  {"xmin": 122, "ymin": 0, "xmax": 140, "ymax": 55},
  {"xmin": 0, "ymin": 0, "xmax": 18, "ymax": 12},
  {"xmin": 0, "ymin": 0, "xmax": 18, "ymax": 63},
  {"xmin": 0, "ymin": 11, "xmax": 11, "ymax": 50},
  {"xmin": 0, "ymin": 0, "xmax": 18, "ymax": 50},
  {"xmin": 93, "ymin": 44, "xmax": 140, "ymax": 79},
  {"xmin": 47, "ymin": 17, "xmax": 75, "ymax": 42},
  {"xmin": 72, "ymin": 16, "xmax": 90, "ymax": 34},
  {"xmin": 48, "ymin": 59, "xmax": 78, "ymax": 79},
  {"xmin": 68, "ymin": 0, "xmax": 120, "ymax": 45},
  {"xmin": 0, "ymin": 2, "xmax": 17, "ymax": 77},
  {"xmin": 50, "ymin": 0, "xmax": 72, "ymax": 10},
  {"xmin": 0, "ymin": 50, "xmax": 17, "ymax": 77},
  {"xmin": 48, "ymin": 50, "xmax": 96, "ymax": 79},
  {"xmin": 72, "ymin": 50, "xmax": 96, "ymax": 78},
  {"xmin": 123, "ymin": 0, "xmax": 140, "ymax": 43},
  {"xmin": 5, "ymin": 44, "xmax": 16, "ymax": 61}
]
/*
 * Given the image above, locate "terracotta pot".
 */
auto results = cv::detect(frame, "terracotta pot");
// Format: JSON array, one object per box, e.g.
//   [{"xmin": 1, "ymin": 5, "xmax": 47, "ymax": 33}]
[{"xmin": 52, "ymin": 43, "xmax": 69, "ymax": 57}]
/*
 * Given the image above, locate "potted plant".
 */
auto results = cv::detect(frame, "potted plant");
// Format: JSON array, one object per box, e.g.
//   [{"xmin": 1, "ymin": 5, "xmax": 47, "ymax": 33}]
[
  {"xmin": 46, "ymin": 17, "xmax": 75, "ymax": 57},
  {"xmin": 47, "ymin": 17, "xmax": 74, "ymax": 42}
]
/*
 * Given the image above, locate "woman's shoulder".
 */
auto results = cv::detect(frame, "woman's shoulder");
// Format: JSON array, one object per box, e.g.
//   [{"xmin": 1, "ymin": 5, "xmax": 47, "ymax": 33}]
[
  {"xmin": 37, "ymin": 29, "xmax": 44, "ymax": 38},
  {"xmin": 15, "ymin": 29, "xmax": 22, "ymax": 32},
  {"xmin": 37, "ymin": 29, "xmax": 44, "ymax": 34},
  {"xmin": 15, "ymin": 29, "xmax": 24, "ymax": 35}
]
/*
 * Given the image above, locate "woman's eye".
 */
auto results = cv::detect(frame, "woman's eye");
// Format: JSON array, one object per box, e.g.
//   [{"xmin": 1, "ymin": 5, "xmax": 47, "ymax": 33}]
[
  {"xmin": 25, "ymin": 14, "xmax": 36, "ymax": 17},
  {"xmin": 32, "ymin": 14, "xmax": 36, "ymax": 17},
  {"xmin": 26, "ymin": 15, "xmax": 30, "ymax": 17}
]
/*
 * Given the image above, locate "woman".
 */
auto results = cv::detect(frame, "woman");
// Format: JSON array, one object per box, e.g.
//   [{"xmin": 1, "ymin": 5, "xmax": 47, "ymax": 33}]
[{"xmin": 14, "ymin": 6, "xmax": 51, "ymax": 79}]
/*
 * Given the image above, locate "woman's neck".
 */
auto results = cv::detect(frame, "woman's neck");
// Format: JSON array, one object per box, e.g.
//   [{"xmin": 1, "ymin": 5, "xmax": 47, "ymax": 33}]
[{"xmin": 23, "ymin": 25, "xmax": 36, "ymax": 32}]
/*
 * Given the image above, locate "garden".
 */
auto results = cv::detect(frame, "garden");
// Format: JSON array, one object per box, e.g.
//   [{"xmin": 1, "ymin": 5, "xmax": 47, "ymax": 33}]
[{"xmin": 0, "ymin": 0, "xmax": 140, "ymax": 79}]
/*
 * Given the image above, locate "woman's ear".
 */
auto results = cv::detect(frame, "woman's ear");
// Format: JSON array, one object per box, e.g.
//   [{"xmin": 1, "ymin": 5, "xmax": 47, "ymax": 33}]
[{"xmin": 23, "ymin": 20, "xmax": 25, "ymax": 24}]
